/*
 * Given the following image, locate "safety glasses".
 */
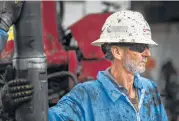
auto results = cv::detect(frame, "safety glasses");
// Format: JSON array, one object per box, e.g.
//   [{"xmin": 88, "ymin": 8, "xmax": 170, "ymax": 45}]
[
  {"xmin": 128, "ymin": 44, "xmax": 149, "ymax": 53},
  {"xmin": 102, "ymin": 43, "xmax": 149, "ymax": 53}
]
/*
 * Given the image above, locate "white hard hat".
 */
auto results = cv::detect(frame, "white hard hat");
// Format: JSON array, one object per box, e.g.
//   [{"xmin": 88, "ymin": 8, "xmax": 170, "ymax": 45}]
[{"xmin": 91, "ymin": 10, "xmax": 158, "ymax": 47}]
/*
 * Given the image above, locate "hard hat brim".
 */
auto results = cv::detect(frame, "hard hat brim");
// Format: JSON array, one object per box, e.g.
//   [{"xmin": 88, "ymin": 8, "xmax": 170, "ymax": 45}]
[{"xmin": 91, "ymin": 38, "xmax": 158, "ymax": 47}]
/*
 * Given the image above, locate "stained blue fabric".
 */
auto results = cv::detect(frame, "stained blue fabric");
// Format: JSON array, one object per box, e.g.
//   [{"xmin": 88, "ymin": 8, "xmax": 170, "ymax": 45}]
[
  {"xmin": 0, "ymin": 29, "xmax": 8, "ymax": 52},
  {"xmin": 48, "ymin": 70, "xmax": 168, "ymax": 121}
]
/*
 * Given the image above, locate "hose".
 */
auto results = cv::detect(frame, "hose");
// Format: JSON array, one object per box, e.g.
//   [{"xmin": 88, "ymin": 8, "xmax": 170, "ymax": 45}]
[{"xmin": 47, "ymin": 71, "xmax": 78, "ymax": 86}]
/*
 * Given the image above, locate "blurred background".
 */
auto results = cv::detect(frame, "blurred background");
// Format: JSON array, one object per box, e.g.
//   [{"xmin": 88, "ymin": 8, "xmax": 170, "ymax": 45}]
[{"xmin": 1, "ymin": 1, "xmax": 179, "ymax": 121}]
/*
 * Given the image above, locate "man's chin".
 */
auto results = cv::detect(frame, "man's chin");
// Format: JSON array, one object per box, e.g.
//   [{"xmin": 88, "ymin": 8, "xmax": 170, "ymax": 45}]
[
  {"xmin": 124, "ymin": 63, "xmax": 146, "ymax": 74},
  {"xmin": 136, "ymin": 67, "xmax": 146, "ymax": 74}
]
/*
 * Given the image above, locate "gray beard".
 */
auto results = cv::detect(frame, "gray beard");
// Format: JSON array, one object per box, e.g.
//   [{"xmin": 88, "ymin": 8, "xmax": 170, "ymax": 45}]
[{"xmin": 124, "ymin": 56, "xmax": 146, "ymax": 74}]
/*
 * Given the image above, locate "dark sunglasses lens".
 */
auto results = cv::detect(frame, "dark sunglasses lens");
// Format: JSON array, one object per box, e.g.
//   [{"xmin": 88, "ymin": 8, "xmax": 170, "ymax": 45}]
[{"xmin": 129, "ymin": 44, "xmax": 149, "ymax": 53}]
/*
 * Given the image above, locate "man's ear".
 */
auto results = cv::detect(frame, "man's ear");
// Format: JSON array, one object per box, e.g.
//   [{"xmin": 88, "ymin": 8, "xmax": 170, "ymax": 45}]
[{"xmin": 111, "ymin": 46, "xmax": 124, "ymax": 60}]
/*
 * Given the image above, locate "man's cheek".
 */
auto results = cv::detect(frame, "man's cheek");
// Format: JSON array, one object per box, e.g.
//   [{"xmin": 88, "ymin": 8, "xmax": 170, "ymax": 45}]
[{"xmin": 128, "ymin": 52, "xmax": 140, "ymax": 64}]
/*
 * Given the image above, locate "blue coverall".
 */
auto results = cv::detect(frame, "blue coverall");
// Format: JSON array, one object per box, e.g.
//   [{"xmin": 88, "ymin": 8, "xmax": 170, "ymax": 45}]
[{"xmin": 48, "ymin": 68, "xmax": 168, "ymax": 121}]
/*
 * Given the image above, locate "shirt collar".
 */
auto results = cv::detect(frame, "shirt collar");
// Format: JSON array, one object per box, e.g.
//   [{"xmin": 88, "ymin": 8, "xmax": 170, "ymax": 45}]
[
  {"xmin": 97, "ymin": 71, "xmax": 122, "ymax": 102},
  {"xmin": 104, "ymin": 67, "xmax": 123, "ymax": 88},
  {"xmin": 97, "ymin": 68, "xmax": 143, "ymax": 102},
  {"xmin": 133, "ymin": 73, "xmax": 143, "ymax": 89}
]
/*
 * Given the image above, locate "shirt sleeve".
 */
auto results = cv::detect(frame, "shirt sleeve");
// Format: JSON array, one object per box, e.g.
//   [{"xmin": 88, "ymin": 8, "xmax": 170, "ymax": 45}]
[
  {"xmin": 0, "ymin": 29, "xmax": 8, "ymax": 52},
  {"xmin": 48, "ymin": 84, "xmax": 86, "ymax": 121}
]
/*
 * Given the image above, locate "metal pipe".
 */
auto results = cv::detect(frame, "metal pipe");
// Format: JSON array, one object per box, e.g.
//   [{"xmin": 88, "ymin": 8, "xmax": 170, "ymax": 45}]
[{"xmin": 13, "ymin": 1, "xmax": 48, "ymax": 121}]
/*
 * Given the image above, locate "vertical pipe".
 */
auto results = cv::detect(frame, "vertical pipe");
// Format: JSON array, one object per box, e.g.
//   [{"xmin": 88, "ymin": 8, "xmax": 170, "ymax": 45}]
[{"xmin": 13, "ymin": 1, "xmax": 48, "ymax": 121}]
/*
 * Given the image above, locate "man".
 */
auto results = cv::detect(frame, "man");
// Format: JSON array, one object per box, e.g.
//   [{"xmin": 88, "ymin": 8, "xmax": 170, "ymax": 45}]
[{"xmin": 0, "ymin": 10, "xmax": 168, "ymax": 121}]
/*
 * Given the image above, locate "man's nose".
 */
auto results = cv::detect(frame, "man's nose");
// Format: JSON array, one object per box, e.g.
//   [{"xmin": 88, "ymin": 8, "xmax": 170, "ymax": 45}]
[{"xmin": 142, "ymin": 48, "xmax": 151, "ymax": 57}]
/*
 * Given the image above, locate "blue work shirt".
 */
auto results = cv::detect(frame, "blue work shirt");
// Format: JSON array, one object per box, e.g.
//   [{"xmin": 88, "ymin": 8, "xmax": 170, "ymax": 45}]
[
  {"xmin": 0, "ymin": 29, "xmax": 8, "ymax": 52},
  {"xmin": 48, "ymin": 70, "xmax": 168, "ymax": 121}
]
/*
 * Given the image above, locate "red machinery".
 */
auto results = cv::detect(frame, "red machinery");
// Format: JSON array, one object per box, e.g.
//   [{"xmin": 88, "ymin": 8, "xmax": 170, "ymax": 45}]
[{"xmin": 0, "ymin": 1, "xmax": 111, "ymax": 105}]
